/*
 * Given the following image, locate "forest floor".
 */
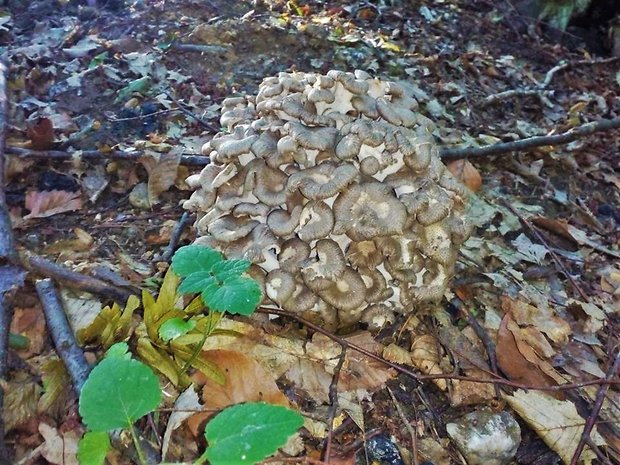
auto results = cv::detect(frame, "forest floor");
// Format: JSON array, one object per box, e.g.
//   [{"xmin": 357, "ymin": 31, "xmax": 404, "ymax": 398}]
[{"xmin": 0, "ymin": 0, "xmax": 619, "ymax": 464}]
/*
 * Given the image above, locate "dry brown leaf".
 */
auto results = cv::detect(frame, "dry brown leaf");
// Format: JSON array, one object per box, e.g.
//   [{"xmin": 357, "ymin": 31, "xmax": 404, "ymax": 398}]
[
  {"xmin": 196, "ymin": 349, "xmax": 289, "ymax": 408},
  {"xmin": 496, "ymin": 313, "xmax": 557, "ymax": 391},
  {"xmin": 27, "ymin": 117, "xmax": 55, "ymax": 150},
  {"xmin": 140, "ymin": 149, "xmax": 182, "ymax": 205},
  {"xmin": 505, "ymin": 390, "xmax": 604, "ymax": 465},
  {"xmin": 24, "ymin": 190, "xmax": 82, "ymax": 219},
  {"xmin": 44, "ymin": 228, "xmax": 94, "ymax": 255},
  {"xmin": 11, "ymin": 306, "xmax": 46, "ymax": 356},
  {"xmin": 39, "ymin": 422, "xmax": 80, "ymax": 465},
  {"xmin": 410, "ymin": 335, "xmax": 447, "ymax": 390},
  {"xmin": 502, "ymin": 296, "xmax": 571, "ymax": 344},
  {"xmin": 446, "ymin": 159, "xmax": 482, "ymax": 192}
]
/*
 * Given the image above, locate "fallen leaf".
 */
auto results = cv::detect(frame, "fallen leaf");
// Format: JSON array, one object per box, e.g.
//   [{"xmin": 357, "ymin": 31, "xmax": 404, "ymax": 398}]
[
  {"xmin": 410, "ymin": 335, "xmax": 447, "ymax": 390},
  {"xmin": 44, "ymin": 228, "xmax": 94, "ymax": 255},
  {"xmin": 10, "ymin": 306, "xmax": 46, "ymax": 356},
  {"xmin": 188, "ymin": 349, "xmax": 289, "ymax": 435},
  {"xmin": 502, "ymin": 296, "xmax": 571, "ymax": 344},
  {"xmin": 446, "ymin": 159, "xmax": 482, "ymax": 192},
  {"xmin": 24, "ymin": 190, "xmax": 82, "ymax": 219},
  {"xmin": 140, "ymin": 149, "xmax": 181, "ymax": 205},
  {"xmin": 39, "ymin": 423, "xmax": 80, "ymax": 465},
  {"xmin": 496, "ymin": 313, "xmax": 557, "ymax": 390},
  {"xmin": 27, "ymin": 117, "xmax": 55, "ymax": 150},
  {"xmin": 505, "ymin": 390, "xmax": 604, "ymax": 465},
  {"xmin": 162, "ymin": 388, "xmax": 202, "ymax": 459}
]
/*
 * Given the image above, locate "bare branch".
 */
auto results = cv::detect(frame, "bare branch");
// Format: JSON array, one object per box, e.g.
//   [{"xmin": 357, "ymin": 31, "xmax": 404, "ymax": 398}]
[
  {"xmin": 5, "ymin": 146, "xmax": 211, "ymax": 166},
  {"xmin": 440, "ymin": 117, "xmax": 620, "ymax": 160}
]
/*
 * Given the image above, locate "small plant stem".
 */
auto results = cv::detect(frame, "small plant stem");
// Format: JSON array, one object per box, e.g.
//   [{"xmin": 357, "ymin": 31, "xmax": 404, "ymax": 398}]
[
  {"xmin": 193, "ymin": 450, "xmax": 209, "ymax": 465},
  {"xmin": 179, "ymin": 311, "xmax": 224, "ymax": 375},
  {"xmin": 129, "ymin": 424, "xmax": 148, "ymax": 465}
]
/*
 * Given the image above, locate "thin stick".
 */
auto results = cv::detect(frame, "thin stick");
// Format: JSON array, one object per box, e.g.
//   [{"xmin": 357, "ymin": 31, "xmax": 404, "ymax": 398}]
[
  {"xmin": 387, "ymin": 387, "xmax": 419, "ymax": 465},
  {"xmin": 439, "ymin": 117, "xmax": 620, "ymax": 160},
  {"xmin": 502, "ymin": 201, "xmax": 590, "ymax": 302},
  {"xmin": 21, "ymin": 251, "xmax": 132, "ymax": 304},
  {"xmin": 163, "ymin": 91, "xmax": 219, "ymax": 132},
  {"xmin": 450, "ymin": 297, "xmax": 500, "ymax": 397},
  {"xmin": 161, "ymin": 212, "xmax": 193, "ymax": 263},
  {"xmin": 35, "ymin": 279, "xmax": 91, "ymax": 393},
  {"xmin": 569, "ymin": 349, "xmax": 620, "ymax": 465},
  {"xmin": 322, "ymin": 348, "xmax": 346, "ymax": 464},
  {"xmin": 5, "ymin": 146, "xmax": 211, "ymax": 167},
  {"xmin": 0, "ymin": 55, "xmax": 16, "ymax": 465}
]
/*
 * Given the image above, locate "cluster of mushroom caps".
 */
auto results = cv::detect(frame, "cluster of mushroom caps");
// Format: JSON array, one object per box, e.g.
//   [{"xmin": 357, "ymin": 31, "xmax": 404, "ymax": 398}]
[{"xmin": 184, "ymin": 70, "xmax": 471, "ymax": 330}]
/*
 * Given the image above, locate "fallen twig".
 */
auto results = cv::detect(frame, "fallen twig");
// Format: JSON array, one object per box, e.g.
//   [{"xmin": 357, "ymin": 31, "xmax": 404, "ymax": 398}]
[
  {"xmin": 164, "ymin": 91, "xmax": 220, "ymax": 132},
  {"xmin": 502, "ymin": 200, "xmax": 590, "ymax": 302},
  {"xmin": 387, "ymin": 387, "xmax": 419, "ymax": 465},
  {"xmin": 482, "ymin": 56, "xmax": 620, "ymax": 107},
  {"xmin": 323, "ymin": 348, "xmax": 346, "ymax": 463},
  {"xmin": 160, "ymin": 211, "xmax": 193, "ymax": 263},
  {"xmin": 540, "ymin": 57, "xmax": 620, "ymax": 89},
  {"xmin": 570, "ymin": 349, "xmax": 620, "ymax": 465},
  {"xmin": 5, "ymin": 146, "xmax": 211, "ymax": 167},
  {"xmin": 0, "ymin": 55, "xmax": 17, "ymax": 465},
  {"xmin": 440, "ymin": 116, "xmax": 620, "ymax": 160},
  {"xmin": 21, "ymin": 251, "xmax": 133, "ymax": 304},
  {"xmin": 451, "ymin": 297, "xmax": 500, "ymax": 398},
  {"xmin": 170, "ymin": 42, "xmax": 230, "ymax": 55},
  {"xmin": 35, "ymin": 279, "xmax": 91, "ymax": 393}
]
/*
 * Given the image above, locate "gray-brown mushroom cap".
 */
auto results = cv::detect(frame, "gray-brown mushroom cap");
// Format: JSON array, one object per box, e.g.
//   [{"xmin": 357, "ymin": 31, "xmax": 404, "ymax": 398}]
[{"xmin": 333, "ymin": 182, "xmax": 407, "ymax": 241}]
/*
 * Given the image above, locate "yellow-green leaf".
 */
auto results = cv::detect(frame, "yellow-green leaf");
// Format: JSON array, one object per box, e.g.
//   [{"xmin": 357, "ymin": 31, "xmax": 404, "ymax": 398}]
[
  {"xmin": 38, "ymin": 358, "xmax": 70, "ymax": 413},
  {"xmin": 136, "ymin": 338, "xmax": 188, "ymax": 387}
]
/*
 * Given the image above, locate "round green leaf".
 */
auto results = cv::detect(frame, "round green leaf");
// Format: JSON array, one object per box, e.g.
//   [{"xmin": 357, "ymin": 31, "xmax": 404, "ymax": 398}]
[
  {"xmin": 211, "ymin": 259, "xmax": 251, "ymax": 280},
  {"xmin": 78, "ymin": 431, "xmax": 110, "ymax": 465},
  {"xmin": 178, "ymin": 271, "xmax": 216, "ymax": 294},
  {"xmin": 79, "ymin": 356, "xmax": 162, "ymax": 431},
  {"xmin": 172, "ymin": 245, "xmax": 223, "ymax": 277},
  {"xmin": 202, "ymin": 275, "xmax": 262, "ymax": 315},
  {"xmin": 159, "ymin": 317, "xmax": 196, "ymax": 342},
  {"xmin": 205, "ymin": 402, "xmax": 303, "ymax": 465}
]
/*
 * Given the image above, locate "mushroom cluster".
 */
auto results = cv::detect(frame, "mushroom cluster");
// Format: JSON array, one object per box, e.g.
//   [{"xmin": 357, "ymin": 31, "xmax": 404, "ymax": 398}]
[{"xmin": 184, "ymin": 70, "xmax": 471, "ymax": 330}]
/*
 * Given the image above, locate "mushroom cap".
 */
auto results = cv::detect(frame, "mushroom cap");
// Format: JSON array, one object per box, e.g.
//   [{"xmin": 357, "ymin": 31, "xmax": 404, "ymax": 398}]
[
  {"xmin": 297, "ymin": 201, "xmax": 334, "ymax": 242},
  {"xmin": 333, "ymin": 182, "xmax": 407, "ymax": 241},
  {"xmin": 317, "ymin": 267, "xmax": 366, "ymax": 311}
]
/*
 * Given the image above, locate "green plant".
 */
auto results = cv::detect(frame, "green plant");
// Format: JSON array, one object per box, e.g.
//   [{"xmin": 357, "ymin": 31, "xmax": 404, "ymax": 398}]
[
  {"xmin": 79, "ymin": 243, "xmax": 263, "ymax": 388},
  {"xmin": 77, "ymin": 246, "xmax": 302, "ymax": 465}
]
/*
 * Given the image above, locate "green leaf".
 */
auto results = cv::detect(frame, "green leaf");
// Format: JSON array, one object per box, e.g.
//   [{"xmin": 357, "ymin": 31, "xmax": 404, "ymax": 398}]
[
  {"xmin": 211, "ymin": 259, "xmax": 251, "ymax": 280},
  {"xmin": 78, "ymin": 431, "xmax": 110, "ymax": 465},
  {"xmin": 202, "ymin": 276, "xmax": 262, "ymax": 315},
  {"xmin": 79, "ymin": 353, "xmax": 162, "ymax": 431},
  {"xmin": 115, "ymin": 76, "xmax": 151, "ymax": 103},
  {"xmin": 159, "ymin": 318, "xmax": 196, "ymax": 342},
  {"xmin": 204, "ymin": 402, "xmax": 303, "ymax": 465},
  {"xmin": 105, "ymin": 342, "xmax": 130, "ymax": 359},
  {"xmin": 172, "ymin": 245, "xmax": 223, "ymax": 277},
  {"xmin": 178, "ymin": 271, "xmax": 217, "ymax": 294}
]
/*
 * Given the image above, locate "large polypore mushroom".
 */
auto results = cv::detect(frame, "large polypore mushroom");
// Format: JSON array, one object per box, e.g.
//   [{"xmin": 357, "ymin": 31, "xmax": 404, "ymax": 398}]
[{"xmin": 184, "ymin": 70, "xmax": 471, "ymax": 330}]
